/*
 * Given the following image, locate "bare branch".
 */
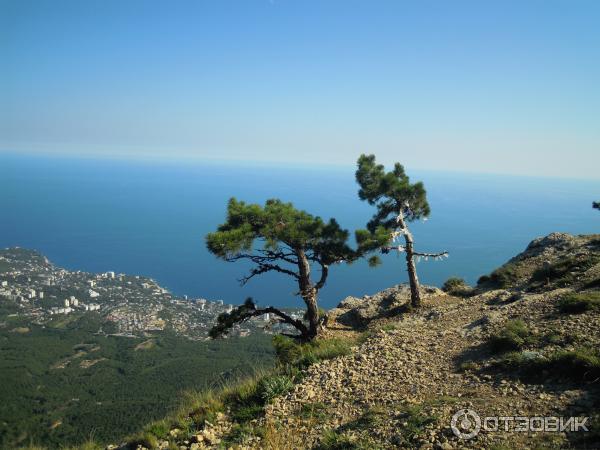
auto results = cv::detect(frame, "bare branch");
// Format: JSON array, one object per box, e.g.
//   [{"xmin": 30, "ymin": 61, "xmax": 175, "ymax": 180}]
[
  {"xmin": 314, "ymin": 263, "xmax": 329, "ymax": 291},
  {"xmin": 210, "ymin": 298, "xmax": 309, "ymax": 339},
  {"xmin": 413, "ymin": 251, "xmax": 449, "ymax": 258},
  {"xmin": 239, "ymin": 262, "xmax": 299, "ymax": 285}
]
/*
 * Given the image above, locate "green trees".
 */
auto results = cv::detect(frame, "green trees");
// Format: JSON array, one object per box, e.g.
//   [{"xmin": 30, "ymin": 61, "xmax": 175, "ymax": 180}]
[
  {"xmin": 206, "ymin": 198, "xmax": 356, "ymax": 341},
  {"xmin": 594, "ymin": 201, "xmax": 599, "ymax": 211},
  {"xmin": 355, "ymin": 154, "xmax": 447, "ymax": 307}
]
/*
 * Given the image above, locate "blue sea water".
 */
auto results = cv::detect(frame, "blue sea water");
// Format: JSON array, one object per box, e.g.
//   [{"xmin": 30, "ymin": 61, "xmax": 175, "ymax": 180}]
[{"xmin": 1, "ymin": 153, "xmax": 599, "ymax": 309}]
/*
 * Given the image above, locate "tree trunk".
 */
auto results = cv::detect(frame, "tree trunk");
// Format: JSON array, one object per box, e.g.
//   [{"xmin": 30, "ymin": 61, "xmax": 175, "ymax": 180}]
[
  {"xmin": 397, "ymin": 214, "xmax": 422, "ymax": 308},
  {"xmin": 296, "ymin": 249, "xmax": 319, "ymax": 340}
]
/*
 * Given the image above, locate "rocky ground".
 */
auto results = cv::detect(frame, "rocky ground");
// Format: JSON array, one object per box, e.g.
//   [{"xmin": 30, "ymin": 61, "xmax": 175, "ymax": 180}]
[{"xmin": 125, "ymin": 233, "xmax": 600, "ymax": 449}]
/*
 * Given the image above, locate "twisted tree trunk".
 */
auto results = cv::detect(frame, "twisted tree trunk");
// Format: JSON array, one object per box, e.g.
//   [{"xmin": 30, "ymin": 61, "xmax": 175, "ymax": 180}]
[
  {"xmin": 297, "ymin": 249, "xmax": 320, "ymax": 340},
  {"xmin": 396, "ymin": 214, "xmax": 422, "ymax": 308}
]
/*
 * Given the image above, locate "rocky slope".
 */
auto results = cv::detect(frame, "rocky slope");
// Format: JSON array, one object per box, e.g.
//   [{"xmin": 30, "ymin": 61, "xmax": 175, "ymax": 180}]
[{"xmin": 124, "ymin": 233, "xmax": 600, "ymax": 450}]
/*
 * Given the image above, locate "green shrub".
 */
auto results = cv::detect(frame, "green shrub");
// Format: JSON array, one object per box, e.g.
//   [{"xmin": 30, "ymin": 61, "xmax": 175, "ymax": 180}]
[
  {"xmin": 258, "ymin": 375, "xmax": 294, "ymax": 402},
  {"xmin": 124, "ymin": 432, "xmax": 158, "ymax": 449},
  {"xmin": 549, "ymin": 347, "xmax": 600, "ymax": 380},
  {"xmin": 273, "ymin": 335, "xmax": 352, "ymax": 368},
  {"xmin": 316, "ymin": 430, "xmax": 371, "ymax": 450},
  {"xmin": 488, "ymin": 320, "xmax": 534, "ymax": 354},
  {"xmin": 299, "ymin": 402, "xmax": 328, "ymax": 421},
  {"xmin": 379, "ymin": 323, "xmax": 399, "ymax": 332},
  {"xmin": 458, "ymin": 361, "xmax": 478, "ymax": 372},
  {"xmin": 442, "ymin": 277, "xmax": 471, "ymax": 296},
  {"xmin": 557, "ymin": 292, "xmax": 600, "ymax": 314},
  {"xmin": 478, "ymin": 264, "xmax": 519, "ymax": 289},
  {"xmin": 231, "ymin": 404, "xmax": 264, "ymax": 423},
  {"xmin": 145, "ymin": 419, "xmax": 170, "ymax": 439}
]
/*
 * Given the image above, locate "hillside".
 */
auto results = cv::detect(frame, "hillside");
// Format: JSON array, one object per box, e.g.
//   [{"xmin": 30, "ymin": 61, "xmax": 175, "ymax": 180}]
[
  {"xmin": 126, "ymin": 233, "xmax": 600, "ymax": 450},
  {"xmin": 0, "ymin": 249, "xmax": 279, "ymax": 448}
]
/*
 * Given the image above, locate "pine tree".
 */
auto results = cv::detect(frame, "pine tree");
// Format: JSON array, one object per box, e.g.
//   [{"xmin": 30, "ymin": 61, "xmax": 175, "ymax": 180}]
[
  {"xmin": 355, "ymin": 154, "xmax": 447, "ymax": 307},
  {"xmin": 206, "ymin": 198, "xmax": 356, "ymax": 341}
]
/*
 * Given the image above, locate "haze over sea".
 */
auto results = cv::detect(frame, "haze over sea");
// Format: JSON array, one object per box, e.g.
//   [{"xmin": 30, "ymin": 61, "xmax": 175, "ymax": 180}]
[{"xmin": 2, "ymin": 153, "xmax": 599, "ymax": 309}]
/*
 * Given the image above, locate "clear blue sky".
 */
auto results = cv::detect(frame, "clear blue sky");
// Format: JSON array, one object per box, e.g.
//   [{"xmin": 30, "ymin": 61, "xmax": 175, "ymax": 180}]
[{"xmin": 2, "ymin": 0, "xmax": 599, "ymax": 178}]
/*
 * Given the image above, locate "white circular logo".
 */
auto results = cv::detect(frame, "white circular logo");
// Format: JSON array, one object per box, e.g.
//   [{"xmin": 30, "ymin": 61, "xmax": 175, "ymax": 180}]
[{"xmin": 451, "ymin": 409, "xmax": 481, "ymax": 439}]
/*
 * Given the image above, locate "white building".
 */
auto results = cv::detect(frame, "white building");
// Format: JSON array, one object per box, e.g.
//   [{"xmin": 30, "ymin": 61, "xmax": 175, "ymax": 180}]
[
  {"xmin": 1, "ymin": 281, "xmax": 7, "ymax": 287},
  {"xmin": 88, "ymin": 280, "xmax": 96, "ymax": 288},
  {"xmin": 38, "ymin": 291, "xmax": 44, "ymax": 299},
  {"xmin": 72, "ymin": 298, "xmax": 79, "ymax": 306},
  {"xmin": 88, "ymin": 289, "xmax": 99, "ymax": 298},
  {"xmin": 105, "ymin": 271, "xmax": 115, "ymax": 279},
  {"xmin": 64, "ymin": 299, "xmax": 70, "ymax": 307}
]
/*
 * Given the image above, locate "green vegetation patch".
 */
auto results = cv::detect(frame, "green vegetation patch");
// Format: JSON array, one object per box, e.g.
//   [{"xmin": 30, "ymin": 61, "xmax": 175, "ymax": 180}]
[
  {"xmin": 442, "ymin": 277, "xmax": 472, "ymax": 297},
  {"xmin": 298, "ymin": 402, "xmax": 329, "ymax": 421},
  {"xmin": 392, "ymin": 404, "xmax": 438, "ymax": 447},
  {"xmin": 0, "ymin": 314, "xmax": 274, "ymax": 449},
  {"xmin": 531, "ymin": 255, "xmax": 600, "ymax": 288},
  {"xmin": 557, "ymin": 291, "xmax": 600, "ymax": 314},
  {"xmin": 316, "ymin": 429, "xmax": 374, "ymax": 450},
  {"xmin": 478, "ymin": 263, "xmax": 520, "ymax": 289},
  {"xmin": 488, "ymin": 320, "xmax": 536, "ymax": 354},
  {"xmin": 272, "ymin": 335, "xmax": 352, "ymax": 369},
  {"xmin": 496, "ymin": 346, "xmax": 600, "ymax": 382}
]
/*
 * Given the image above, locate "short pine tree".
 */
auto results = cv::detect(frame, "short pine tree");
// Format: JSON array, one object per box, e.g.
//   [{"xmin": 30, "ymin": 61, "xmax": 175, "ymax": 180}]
[
  {"xmin": 355, "ymin": 154, "xmax": 447, "ymax": 307},
  {"xmin": 206, "ymin": 198, "xmax": 357, "ymax": 340}
]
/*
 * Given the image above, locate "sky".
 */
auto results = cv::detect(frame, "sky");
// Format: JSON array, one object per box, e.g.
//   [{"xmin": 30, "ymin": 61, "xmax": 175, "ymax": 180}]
[{"xmin": 1, "ymin": 0, "xmax": 599, "ymax": 178}]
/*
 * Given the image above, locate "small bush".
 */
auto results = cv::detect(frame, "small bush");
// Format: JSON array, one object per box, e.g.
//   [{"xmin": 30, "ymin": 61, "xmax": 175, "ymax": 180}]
[
  {"xmin": 258, "ymin": 375, "xmax": 294, "ymax": 402},
  {"xmin": 145, "ymin": 419, "xmax": 170, "ymax": 439},
  {"xmin": 231, "ymin": 404, "xmax": 264, "ymax": 423},
  {"xmin": 299, "ymin": 402, "xmax": 328, "ymax": 421},
  {"xmin": 273, "ymin": 335, "xmax": 352, "ymax": 368},
  {"xmin": 458, "ymin": 361, "xmax": 478, "ymax": 372},
  {"xmin": 478, "ymin": 264, "xmax": 519, "ymax": 289},
  {"xmin": 124, "ymin": 432, "xmax": 158, "ymax": 449},
  {"xmin": 379, "ymin": 323, "xmax": 399, "ymax": 332},
  {"xmin": 488, "ymin": 320, "xmax": 534, "ymax": 354},
  {"xmin": 184, "ymin": 391, "xmax": 225, "ymax": 426},
  {"xmin": 557, "ymin": 292, "xmax": 600, "ymax": 314},
  {"xmin": 316, "ymin": 430, "xmax": 371, "ymax": 450},
  {"xmin": 442, "ymin": 277, "xmax": 471, "ymax": 296},
  {"xmin": 549, "ymin": 347, "xmax": 600, "ymax": 380}
]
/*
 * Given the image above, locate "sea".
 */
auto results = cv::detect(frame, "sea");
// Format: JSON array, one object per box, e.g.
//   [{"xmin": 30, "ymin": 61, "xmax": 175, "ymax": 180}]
[{"xmin": 1, "ymin": 153, "xmax": 599, "ymax": 309}]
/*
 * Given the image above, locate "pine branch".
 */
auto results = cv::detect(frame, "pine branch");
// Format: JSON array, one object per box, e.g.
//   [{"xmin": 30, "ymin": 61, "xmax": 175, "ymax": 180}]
[
  {"xmin": 238, "ymin": 262, "xmax": 299, "ymax": 285},
  {"xmin": 209, "ymin": 297, "xmax": 308, "ymax": 338}
]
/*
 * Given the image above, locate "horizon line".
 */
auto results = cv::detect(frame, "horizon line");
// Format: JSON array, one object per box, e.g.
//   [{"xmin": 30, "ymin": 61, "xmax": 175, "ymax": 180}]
[{"xmin": 2, "ymin": 148, "xmax": 600, "ymax": 184}]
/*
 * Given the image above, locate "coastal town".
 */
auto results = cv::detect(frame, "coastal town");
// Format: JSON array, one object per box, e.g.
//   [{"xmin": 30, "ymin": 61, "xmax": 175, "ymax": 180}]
[{"xmin": 0, "ymin": 247, "xmax": 302, "ymax": 339}]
